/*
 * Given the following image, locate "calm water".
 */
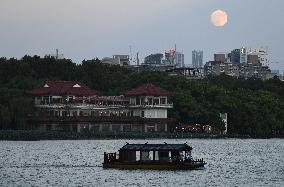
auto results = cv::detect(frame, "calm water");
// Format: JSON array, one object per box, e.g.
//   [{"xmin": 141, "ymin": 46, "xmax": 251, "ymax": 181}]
[{"xmin": 0, "ymin": 139, "xmax": 283, "ymax": 187}]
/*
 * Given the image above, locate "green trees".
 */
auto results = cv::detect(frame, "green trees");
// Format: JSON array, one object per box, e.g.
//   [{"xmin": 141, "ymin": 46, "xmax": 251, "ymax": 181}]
[{"xmin": 0, "ymin": 56, "xmax": 283, "ymax": 137}]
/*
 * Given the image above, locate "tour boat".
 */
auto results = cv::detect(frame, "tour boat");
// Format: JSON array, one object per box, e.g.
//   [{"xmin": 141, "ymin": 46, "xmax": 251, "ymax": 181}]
[{"xmin": 103, "ymin": 143, "xmax": 206, "ymax": 170}]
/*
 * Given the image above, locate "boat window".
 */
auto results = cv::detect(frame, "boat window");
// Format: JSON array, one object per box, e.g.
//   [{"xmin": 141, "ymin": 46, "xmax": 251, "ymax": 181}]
[
  {"xmin": 141, "ymin": 151, "xmax": 150, "ymax": 161},
  {"xmin": 136, "ymin": 151, "xmax": 140, "ymax": 161},
  {"xmin": 160, "ymin": 97, "xmax": 166, "ymax": 104},
  {"xmin": 154, "ymin": 151, "xmax": 159, "ymax": 161},
  {"xmin": 153, "ymin": 98, "xmax": 159, "ymax": 105},
  {"xmin": 158, "ymin": 151, "xmax": 169, "ymax": 161},
  {"xmin": 149, "ymin": 151, "xmax": 153, "ymax": 160},
  {"xmin": 147, "ymin": 98, "xmax": 153, "ymax": 105},
  {"xmin": 126, "ymin": 151, "xmax": 136, "ymax": 162}
]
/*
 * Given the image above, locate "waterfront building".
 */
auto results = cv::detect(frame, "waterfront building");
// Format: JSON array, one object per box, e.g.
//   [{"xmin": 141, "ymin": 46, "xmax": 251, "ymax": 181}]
[
  {"xmin": 26, "ymin": 81, "xmax": 174, "ymax": 132},
  {"xmin": 192, "ymin": 50, "xmax": 203, "ymax": 68}
]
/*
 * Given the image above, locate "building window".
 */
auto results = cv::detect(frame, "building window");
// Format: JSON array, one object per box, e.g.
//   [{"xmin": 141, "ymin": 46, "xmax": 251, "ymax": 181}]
[
  {"xmin": 157, "ymin": 124, "xmax": 165, "ymax": 132},
  {"xmin": 62, "ymin": 111, "xmax": 68, "ymax": 117},
  {"xmin": 55, "ymin": 111, "xmax": 59, "ymax": 117},
  {"xmin": 154, "ymin": 98, "xmax": 159, "ymax": 105},
  {"xmin": 160, "ymin": 98, "xmax": 166, "ymax": 104},
  {"xmin": 90, "ymin": 124, "xmax": 100, "ymax": 132},
  {"xmin": 123, "ymin": 125, "xmax": 131, "ymax": 132},
  {"xmin": 141, "ymin": 111, "xmax": 145, "ymax": 118},
  {"xmin": 72, "ymin": 111, "xmax": 77, "ymax": 117},
  {"xmin": 136, "ymin": 97, "xmax": 140, "ymax": 105},
  {"xmin": 112, "ymin": 125, "xmax": 121, "ymax": 132},
  {"xmin": 102, "ymin": 124, "xmax": 110, "ymax": 131},
  {"xmin": 148, "ymin": 98, "xmax": 153, "ymax": 105}
]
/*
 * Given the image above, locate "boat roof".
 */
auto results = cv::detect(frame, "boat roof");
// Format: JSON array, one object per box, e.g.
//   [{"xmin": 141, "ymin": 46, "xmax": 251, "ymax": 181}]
[{"xmin": 120, "ymin": 143, "xmax": 192, "ymax": 151}]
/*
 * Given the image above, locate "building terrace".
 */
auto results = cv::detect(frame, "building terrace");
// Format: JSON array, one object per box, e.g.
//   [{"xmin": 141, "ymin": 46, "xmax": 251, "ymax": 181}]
[{"xmin": 26, "ymin": 81, "xmax": 174, "ymax": 133}]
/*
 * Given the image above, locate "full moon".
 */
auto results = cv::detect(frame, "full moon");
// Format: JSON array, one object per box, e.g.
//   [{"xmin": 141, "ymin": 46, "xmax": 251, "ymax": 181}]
[{"xmin": 211, "ymin": 9, "xmax": 228, "ymax": 27}]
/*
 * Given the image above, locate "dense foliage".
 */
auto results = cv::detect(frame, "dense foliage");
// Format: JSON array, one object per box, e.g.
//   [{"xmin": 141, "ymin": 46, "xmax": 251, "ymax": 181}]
[{"xmin": 0, "ymin": 56, "xmax": 283, "ymax": 137}]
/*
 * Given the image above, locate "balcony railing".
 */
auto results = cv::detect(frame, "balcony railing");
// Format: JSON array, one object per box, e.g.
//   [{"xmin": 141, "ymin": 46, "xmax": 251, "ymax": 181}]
[
  {"xmin": 35, "ymin": 103, "xmax": 174, "ymax": 109},
  {"xmin": 128, "ymin": 103, "xmax": 173, "ymax": 108},
  {"xmin": 26, "ymin": 116, "xmax": 175, "ymax": 123}
]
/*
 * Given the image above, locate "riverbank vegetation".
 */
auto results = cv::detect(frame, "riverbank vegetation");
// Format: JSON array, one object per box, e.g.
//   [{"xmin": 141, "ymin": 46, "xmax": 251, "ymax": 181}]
[{"xmin": 0, "ymin": 56, "xmax": 283, "ymax": 137}]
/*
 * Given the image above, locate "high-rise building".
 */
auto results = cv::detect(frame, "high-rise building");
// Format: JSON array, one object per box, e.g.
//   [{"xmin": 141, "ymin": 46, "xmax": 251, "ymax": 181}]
[
  {"xmin": 214, "ymin": 53, "xmax": 226, "ymax": 62},
  {"xmin": 247, "ymin": 47, "xmax": 269, "ymax": 67},
  {"xmin": 247, "ymin": 54, "xmax": 259, "ymax": 65},
  {"xmin": 163, "ymin": 49, "xmax": 184, "ymax": 67},
  {"xmin": 239, "ymin": 47, "xmax": 269, "ymax": 66},
  {"xmin": 175, "ymin": 52, "xmax": 185, "ymax": 68},
  {"xmin": 164, "ymin": 50, "xmax": 176, "ymax": 65},
  {"xmin": 240, "ymin": 47, "xmax": 247, "ymax": 64},
  {"xmin": 230, "ymin": 49, "xmax": 241, "ymax": 64},
  {"xmin": 192, "ymin": 50, "xmax": 203, "ymax": 68}
]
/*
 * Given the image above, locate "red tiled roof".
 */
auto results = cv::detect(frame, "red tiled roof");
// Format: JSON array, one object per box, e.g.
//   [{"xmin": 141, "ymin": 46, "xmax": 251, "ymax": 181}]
[
  {"xmin": 27, "ymin": 81, "xmax": 99, "ymax": 96},
  {"xmin": 125, "ymin": 83, "xmax": 172, "ymax": 96}
]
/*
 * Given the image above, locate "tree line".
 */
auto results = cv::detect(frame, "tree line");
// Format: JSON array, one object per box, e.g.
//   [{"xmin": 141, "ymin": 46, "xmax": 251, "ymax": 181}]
[{"xmin": 0, "ymin": 56, "xmax": 283, "ymax": 137}]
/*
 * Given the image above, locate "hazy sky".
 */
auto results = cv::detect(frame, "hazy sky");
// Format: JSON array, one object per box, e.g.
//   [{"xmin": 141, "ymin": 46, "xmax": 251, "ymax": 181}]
[{"xmin": 0, "ymin": 0, "xmax": 284, "ymax": 71}]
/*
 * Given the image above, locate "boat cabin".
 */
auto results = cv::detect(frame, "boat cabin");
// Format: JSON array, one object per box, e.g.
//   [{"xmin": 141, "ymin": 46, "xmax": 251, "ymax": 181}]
[{"xmin": 104, "ymin": 143, "xmax": 194, "ymax": 163}]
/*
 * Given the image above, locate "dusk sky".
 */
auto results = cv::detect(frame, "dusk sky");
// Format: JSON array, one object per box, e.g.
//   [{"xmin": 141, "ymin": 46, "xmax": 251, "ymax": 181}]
[{"xmin": 1, "ymin": 0, "xmax": 284, "ymax": 71}]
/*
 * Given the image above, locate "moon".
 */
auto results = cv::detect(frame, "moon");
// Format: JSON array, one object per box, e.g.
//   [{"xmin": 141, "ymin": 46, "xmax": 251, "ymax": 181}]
[{"xmin": 211, "ymin": 9, "xmax": 228, "ymax": 27}]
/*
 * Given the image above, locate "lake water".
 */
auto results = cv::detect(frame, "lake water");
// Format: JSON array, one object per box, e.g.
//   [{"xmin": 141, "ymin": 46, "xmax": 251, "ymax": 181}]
[{"xmin": 0, "ymin": 139, "xmax": 283, "ymax": 187}]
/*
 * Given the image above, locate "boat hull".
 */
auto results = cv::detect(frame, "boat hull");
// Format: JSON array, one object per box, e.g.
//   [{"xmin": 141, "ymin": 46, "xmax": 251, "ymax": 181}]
[{"xmin": 103, "ymin": 162, "xmax": 206, "ymax": 170}]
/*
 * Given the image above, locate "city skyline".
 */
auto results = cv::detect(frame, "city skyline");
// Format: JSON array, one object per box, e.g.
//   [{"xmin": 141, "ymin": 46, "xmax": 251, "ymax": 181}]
[{"xmin": 0, "ymin": 0, "xmax": 284, "ymax": 71}]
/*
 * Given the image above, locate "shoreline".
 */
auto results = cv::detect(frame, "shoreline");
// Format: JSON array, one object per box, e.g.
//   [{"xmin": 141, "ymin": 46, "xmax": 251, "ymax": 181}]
[{"xmin": 0, "ymin": 130, "xmax": 282, "ymax": 141}]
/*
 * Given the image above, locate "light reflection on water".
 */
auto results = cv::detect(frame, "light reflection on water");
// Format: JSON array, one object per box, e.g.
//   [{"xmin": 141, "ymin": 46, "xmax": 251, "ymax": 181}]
[{"xmin": 0, "ymin": 139, "xmax": 283, "ymax": 186}]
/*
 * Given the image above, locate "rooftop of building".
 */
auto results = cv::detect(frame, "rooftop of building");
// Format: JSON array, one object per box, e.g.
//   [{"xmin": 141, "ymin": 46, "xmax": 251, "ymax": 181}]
[
  {"xmin": 125, "ymin": 83, "xmax": 173, "ymax": 97},
  {"xmin": 27, "ymin": 81, "xmax": 99, "ymax": 96},
  {"xmin": 27, "ymin": 81, "xmax": 173, "ymax": 97}
]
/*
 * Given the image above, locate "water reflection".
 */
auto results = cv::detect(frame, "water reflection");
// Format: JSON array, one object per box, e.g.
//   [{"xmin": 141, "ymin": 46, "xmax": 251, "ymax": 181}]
[{"xmin": 0, "ymin": 139, "xmax": 283, "ymax": 186}]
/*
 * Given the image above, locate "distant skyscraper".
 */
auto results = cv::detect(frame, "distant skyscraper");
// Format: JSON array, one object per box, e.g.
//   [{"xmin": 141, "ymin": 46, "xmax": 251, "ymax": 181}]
[
  {"xmin": 175, "ymin": 52, "xmax": 185, "ymax": 68},
  {"xmin": 247, "ymin": 47, "xmax": 269, "ymax": 67},
  {"xmin": 163, "ymin": 49, "xmax": 184, "ymax": 67},
  {"xmin": 240, "ymin": 47, "xmax": 247, "ymax": 64},
  {"xmin": 239, "ymin": 47, "xmax": 269, "ymax": 66},
  {"xmin": 192, "ymin": 50, "xmax": 203, "ymax": 68},
  {"xmin": 214, "ymin": 53, "xmax": 226, "ymax": 62},
  {"xmin": 230, "ymin": 49, "xmax": 241, "ymax": 64}
]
